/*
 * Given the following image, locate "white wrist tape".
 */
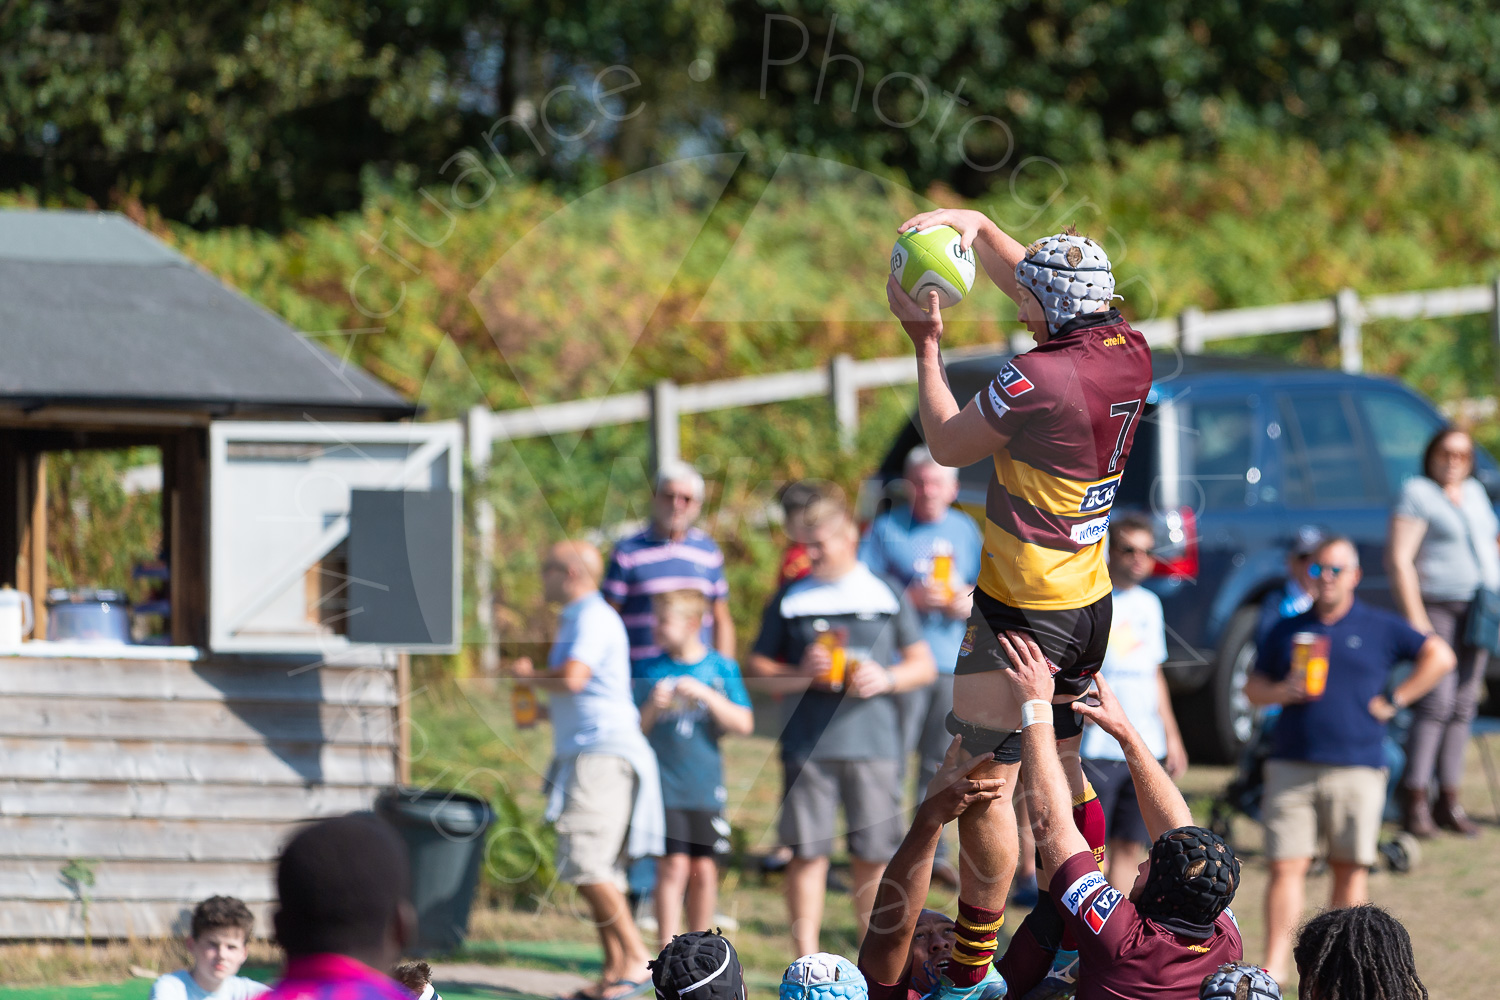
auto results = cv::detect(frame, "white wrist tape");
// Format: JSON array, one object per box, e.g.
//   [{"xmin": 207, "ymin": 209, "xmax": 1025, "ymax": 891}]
[{"xmin": 1021, "ymin": 700, "xmax": 1054, "ymax": 728}]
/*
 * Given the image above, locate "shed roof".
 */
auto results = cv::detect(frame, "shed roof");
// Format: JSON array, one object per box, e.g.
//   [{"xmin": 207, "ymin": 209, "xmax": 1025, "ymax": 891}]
[{"xmin": 0, "ymin": 211, "xmax": 415, "ymax": 419}]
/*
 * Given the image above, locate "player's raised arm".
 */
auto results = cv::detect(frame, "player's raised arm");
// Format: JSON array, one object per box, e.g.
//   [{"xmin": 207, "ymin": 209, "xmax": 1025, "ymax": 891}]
[
  {"xmin": 885, "ymin": 277, "xmax": 1010, "ymax": 469},
  {"xmin": 1074, "ymin": 674, "xmax": 1194, "ymax": 842},
  {"xmin": 995, "ymin": 631, "xmax": 1091, "ymax": 884}
]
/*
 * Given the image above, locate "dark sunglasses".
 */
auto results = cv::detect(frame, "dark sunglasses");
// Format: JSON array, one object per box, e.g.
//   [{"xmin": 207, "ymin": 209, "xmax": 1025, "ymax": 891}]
[
  {"xmin": 1308, "ymin": 563, "xmax": 1351, "ymax": 578},
  {"xmin": 1113, "ymin": 545, "xmax": 1153, "ymax": 557}
]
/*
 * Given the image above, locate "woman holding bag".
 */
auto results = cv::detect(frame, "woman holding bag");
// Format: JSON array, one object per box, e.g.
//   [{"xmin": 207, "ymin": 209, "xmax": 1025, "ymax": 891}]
[{"xmin": 1386, "ymin": 426, "xmax": 1500, "ymax": 837}]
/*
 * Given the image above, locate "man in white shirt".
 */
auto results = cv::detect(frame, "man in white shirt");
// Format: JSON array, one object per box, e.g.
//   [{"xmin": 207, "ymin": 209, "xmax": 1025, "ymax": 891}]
[
  {"xmin": 1079, "ymin": 513, "xmax": 1188, "ymax": 892},
  {"xmin": 511, "ymin": 541, "xmax": 664, "ymax": 1000}
]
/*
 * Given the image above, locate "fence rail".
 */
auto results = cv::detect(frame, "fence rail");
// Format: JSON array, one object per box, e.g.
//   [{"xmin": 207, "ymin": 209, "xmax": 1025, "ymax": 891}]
[
  {"xmin": 469, "ymin": 279, "xmax": 1500, "ymax": 467},
  {"xmin": 469, "ymin": 277, "xmax": 1500, "ymax": 669}
]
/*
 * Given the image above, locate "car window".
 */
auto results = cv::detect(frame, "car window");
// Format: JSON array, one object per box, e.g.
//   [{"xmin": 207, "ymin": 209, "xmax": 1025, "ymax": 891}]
[
  {"xmin": 1358, "ymin": 391, "xmax": 1444, "ymax": 498},
  {"xmin": 1278, "ymin": 392, "xmax": 1378, "ymax": 506},
  {"xmin": 1185, "ymin": 398, "xmax": 1254, "ymax": 512}
]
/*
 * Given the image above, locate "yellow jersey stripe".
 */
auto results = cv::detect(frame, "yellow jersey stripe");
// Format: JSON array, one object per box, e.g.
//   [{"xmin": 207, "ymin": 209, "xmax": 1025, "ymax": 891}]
[
  {"xmin": 992, "ymin": 451, "xmax": 1123, "ymax": 517},
  {"xmin": 977, "ymin": 521, "xmax": 1113, "ymax": 610}
]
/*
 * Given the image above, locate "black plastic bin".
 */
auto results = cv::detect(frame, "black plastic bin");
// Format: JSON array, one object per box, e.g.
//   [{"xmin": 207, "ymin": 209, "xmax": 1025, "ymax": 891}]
[{"xmin": 376, "ymin": 787, "xmax": 496, "ymax": 954}]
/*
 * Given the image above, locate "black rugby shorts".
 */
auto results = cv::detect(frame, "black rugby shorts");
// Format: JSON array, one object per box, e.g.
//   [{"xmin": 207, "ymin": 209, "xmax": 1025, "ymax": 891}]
[{"xmin": 953, "ymin": 588, "xmax": 1113, "ymax": 737}]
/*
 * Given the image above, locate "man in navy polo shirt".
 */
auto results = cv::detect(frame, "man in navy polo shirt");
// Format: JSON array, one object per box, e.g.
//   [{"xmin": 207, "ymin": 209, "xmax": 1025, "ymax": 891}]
[{"xmin": 1246, "ymin": 535, "xmax": 1454, "ymax": 985}]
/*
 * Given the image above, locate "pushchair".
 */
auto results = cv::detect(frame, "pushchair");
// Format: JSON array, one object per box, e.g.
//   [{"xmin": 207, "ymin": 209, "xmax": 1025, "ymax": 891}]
[{"xmin": 1206, "ymin": 707, "xmax": 1422, "ymax": 873}]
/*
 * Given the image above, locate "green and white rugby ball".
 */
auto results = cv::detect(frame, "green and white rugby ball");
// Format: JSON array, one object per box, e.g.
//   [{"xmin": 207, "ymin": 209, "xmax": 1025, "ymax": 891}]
[{"xmin": 890, "ymin": 225, "xmax": 976, "ymax": 309}]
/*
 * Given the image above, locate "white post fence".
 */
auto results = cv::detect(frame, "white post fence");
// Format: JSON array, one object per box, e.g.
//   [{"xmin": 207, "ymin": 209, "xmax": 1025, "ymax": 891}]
[{"xmin": 469, "ymin": 279, "xmax": 1500, "ymax": 668}]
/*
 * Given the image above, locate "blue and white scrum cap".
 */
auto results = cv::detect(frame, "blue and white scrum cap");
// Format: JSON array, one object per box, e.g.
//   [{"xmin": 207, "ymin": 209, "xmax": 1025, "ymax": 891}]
[
  {"xmin": 1013, "ymin": 230, "xmax": 1118, "ymax": 333},
  {"xmin": 779, "ymin": 953, "xmax": 867, "ymax": 1000}
]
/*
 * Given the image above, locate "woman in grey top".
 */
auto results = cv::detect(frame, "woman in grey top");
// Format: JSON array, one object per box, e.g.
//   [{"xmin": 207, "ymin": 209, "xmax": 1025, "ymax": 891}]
[{"xmin": 1386, "ymin": 427, "xmax": 1500, "ymax": 838}]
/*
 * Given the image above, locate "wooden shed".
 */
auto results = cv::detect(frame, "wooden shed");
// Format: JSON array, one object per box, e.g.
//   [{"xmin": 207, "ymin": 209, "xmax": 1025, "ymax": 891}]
[{"xmin": 0, "ymin": 210, "xmax": 462, "ymax": 938}]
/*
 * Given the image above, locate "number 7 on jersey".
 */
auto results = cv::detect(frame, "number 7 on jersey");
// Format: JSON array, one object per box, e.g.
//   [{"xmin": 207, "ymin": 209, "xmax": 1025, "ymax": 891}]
[{"xmin": 1108, "ymin": 399, "xmax": 1142, "ymax": 473}]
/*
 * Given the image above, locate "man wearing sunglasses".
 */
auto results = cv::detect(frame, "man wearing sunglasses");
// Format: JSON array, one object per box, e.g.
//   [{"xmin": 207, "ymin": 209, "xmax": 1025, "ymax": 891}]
[
  {"xmin": 1244, "ymin": 536, "xmax": 1455, "ymax": 985},
  {"xmin": 603, "ymin": 460, "xmax": 736, "ymax": 673}
]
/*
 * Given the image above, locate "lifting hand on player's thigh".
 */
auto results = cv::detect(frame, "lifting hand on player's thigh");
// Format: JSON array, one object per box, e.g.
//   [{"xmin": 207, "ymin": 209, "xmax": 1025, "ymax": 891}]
[
  {"xmin": 922, "ymin": 735, "xmax": 1009, "ymax": 826},
  {"xmin": 995, "ymin": 631, "xmax": 1055, "ymax": 704}
]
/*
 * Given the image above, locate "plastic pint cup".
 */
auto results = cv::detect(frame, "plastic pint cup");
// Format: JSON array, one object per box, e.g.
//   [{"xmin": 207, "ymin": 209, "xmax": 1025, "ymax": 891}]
[{"xmin": 1291, "ymin": 632, "xmax": 1330, "ymax": 699}]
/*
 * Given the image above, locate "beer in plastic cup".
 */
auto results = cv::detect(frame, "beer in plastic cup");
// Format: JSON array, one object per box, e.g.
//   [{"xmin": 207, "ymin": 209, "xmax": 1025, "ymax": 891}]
[
  {"xmin": 512, "ymin": 683, "xmax": 540, "ymax": 728},
  {"xmin": 930, "ymin": 548, "xmax": 954, "ymax": 602},
  {"xmin": 814, "ymin": 620, "xmax": 847, "ymax": 691},
  {"xmin": 1290, "ymin": 632, "xmax": 1330, "ymax": 699}
]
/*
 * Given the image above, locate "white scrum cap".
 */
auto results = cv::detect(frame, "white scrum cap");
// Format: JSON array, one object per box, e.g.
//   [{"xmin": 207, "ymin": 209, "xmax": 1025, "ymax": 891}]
[{"xmin": 1014, "ymin": 231, "xmax": 1119, "ymax": 333}]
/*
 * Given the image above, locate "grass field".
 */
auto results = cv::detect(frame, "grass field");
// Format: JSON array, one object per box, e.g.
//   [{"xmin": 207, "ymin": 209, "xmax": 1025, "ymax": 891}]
[{"xmin": 5, "ymin": 679, "xmax": 1497, "ymax": 998}]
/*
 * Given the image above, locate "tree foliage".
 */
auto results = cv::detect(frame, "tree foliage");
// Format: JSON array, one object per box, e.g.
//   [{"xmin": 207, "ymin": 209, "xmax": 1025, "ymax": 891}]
[{"xmin": 4, "ymin": 1, "xmax": 1500, "ymax": 226}]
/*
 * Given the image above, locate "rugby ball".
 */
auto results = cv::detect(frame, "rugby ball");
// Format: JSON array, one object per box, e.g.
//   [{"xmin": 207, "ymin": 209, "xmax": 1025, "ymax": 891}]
[{"xmin": 890, "ymin": 225, "xmax": 976, "ymax": 309}]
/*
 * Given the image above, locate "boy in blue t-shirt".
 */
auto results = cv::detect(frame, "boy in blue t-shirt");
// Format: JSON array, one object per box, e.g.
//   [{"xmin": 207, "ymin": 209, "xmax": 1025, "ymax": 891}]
[{"xmin": 634, "ymin": 589, "xmax": 753, "ymax": 948}]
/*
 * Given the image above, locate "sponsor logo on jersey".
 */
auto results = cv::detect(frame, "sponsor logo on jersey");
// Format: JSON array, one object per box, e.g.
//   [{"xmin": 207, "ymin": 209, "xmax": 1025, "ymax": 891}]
[
  {"xmin": 1060, "ymin": 870, "xmax": 1109, "ymax": 915},
  {"xmin": 1070, "ymin": 515, "xmax": 1111, "ymax": 546},
  {"xmin": 986, "ymin": 384, "xmax": 1010, "ymax": 416},
  {"xmin": 1102, "ymin": 334, "xmax": 1127, "ymax": 347},
  {"xmin": 1079, "ymin": 475, "xmax": 1122, "ymax": 514},
  {"xmin": 959, "ymin": 624, "xmax": 977, "ymax": 656},
  {"xmin": 1083, "ymin": 887, "xmax": 1122, "ymax": 934},
  {"xmin": 998, "ymin": 364, "xmax": 1034, "ymax": 398}
]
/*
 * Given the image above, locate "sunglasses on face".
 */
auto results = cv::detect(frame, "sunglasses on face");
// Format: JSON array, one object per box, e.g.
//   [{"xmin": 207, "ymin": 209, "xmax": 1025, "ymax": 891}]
[
  {"xmin": 1308, "ymin": 563, "xmax": 1351, "ymax": 579},
  {"xmin": 1113, "ymin": 545, "xmax": 1153, "ymax": 557}
]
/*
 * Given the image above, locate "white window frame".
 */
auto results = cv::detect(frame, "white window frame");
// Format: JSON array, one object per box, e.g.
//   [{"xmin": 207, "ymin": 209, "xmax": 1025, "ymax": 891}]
[{"xmin": 208, "ymin": 420, "xmax": 462, "ymax": 653}]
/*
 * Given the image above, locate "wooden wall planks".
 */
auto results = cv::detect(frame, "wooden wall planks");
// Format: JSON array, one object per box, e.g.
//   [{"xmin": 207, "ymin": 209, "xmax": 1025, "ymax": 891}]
[{"xmin": 0, "ymin": 654, "xmax": 400, "ymax": 938}]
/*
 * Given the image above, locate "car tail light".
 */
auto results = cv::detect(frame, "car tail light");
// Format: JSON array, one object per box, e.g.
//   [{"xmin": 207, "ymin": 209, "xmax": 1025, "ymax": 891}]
[{"xmin": 1151, "ymin": 506, "xmax": 1199, "ymax": 581}]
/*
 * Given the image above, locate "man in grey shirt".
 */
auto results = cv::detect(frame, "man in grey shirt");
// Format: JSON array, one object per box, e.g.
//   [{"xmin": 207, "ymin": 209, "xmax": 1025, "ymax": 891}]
[{"xmin": 746, "ymin": 497, "xmax": 935, "ymax": 958}]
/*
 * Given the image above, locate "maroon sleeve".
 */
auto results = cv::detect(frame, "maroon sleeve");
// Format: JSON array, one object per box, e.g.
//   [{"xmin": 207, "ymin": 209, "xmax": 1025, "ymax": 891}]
[
  {"xmin": 974, "ymin": 359, "xmax": 1049, "ymax": 438},
  {"xmin": 1051, "ymin": 851, "xmax": 1133, "ymax": 960},
  {"xmin": 865, "ymin": 977, "xmax": 918, "ymax": 1000}
]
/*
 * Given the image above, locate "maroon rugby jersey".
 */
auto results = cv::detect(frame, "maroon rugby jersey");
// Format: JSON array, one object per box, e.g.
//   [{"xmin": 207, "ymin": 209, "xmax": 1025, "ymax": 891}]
[
  {"xmin": 1051, "ymin": 851, "xmax": 1243, "ymax": 1000},
  {"xmin": 972, "ymin": 309, "xmax": 1152, "ymax": 610}
]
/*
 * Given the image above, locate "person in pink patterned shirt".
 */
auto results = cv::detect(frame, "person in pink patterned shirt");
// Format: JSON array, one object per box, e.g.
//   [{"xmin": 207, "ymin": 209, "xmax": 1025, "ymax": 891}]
[{"xmin": 260, "ymin": 814, "xmax": 417, "ymax": 1000}]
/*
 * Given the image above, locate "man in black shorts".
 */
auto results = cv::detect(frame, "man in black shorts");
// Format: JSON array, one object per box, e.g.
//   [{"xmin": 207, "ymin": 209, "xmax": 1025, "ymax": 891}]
[
  {"xmin": 887, "ymin": 209, "xmax": 1153, "ymax": 996},
  {"xmin": 995, "ymin": 631, "xmax": 1242, "ymax": 1000}
]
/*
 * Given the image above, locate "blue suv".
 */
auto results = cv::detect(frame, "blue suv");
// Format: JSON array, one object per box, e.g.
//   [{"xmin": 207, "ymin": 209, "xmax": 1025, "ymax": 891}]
[{"xmin": 867, "ymin": 351, "xmax": 1500, "ymax": 762}]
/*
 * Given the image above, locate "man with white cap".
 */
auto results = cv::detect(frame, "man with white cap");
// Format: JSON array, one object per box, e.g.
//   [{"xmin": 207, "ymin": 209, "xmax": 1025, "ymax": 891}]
[{"xmin": 886, "ymin": 210, "xmax": 1153, "ymax": 1000}]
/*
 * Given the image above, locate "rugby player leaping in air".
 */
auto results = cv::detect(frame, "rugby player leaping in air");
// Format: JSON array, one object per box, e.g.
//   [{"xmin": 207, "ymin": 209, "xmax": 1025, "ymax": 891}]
[{"xmin": 886, "ymin": 210, "xmax": 1153, "ymax": 999}]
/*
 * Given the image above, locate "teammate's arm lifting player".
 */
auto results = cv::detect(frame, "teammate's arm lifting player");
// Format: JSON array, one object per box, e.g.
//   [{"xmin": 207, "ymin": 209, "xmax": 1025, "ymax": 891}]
[{"xmin": 1000, "ymin": 630, "xmax": 1192, "ymax": 877}]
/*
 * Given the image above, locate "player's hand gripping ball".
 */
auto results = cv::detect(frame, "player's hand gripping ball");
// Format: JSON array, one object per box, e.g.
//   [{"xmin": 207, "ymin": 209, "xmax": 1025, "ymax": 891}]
[{"xmin": 890, "ymin": 225, "xmax": 976, "ymax": 310}]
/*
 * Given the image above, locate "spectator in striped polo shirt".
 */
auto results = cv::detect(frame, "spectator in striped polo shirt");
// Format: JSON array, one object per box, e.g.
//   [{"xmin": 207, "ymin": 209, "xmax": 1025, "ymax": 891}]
[{"xmin": 604, "ymin": 460, "xmax": 735, "ymax": 673}]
